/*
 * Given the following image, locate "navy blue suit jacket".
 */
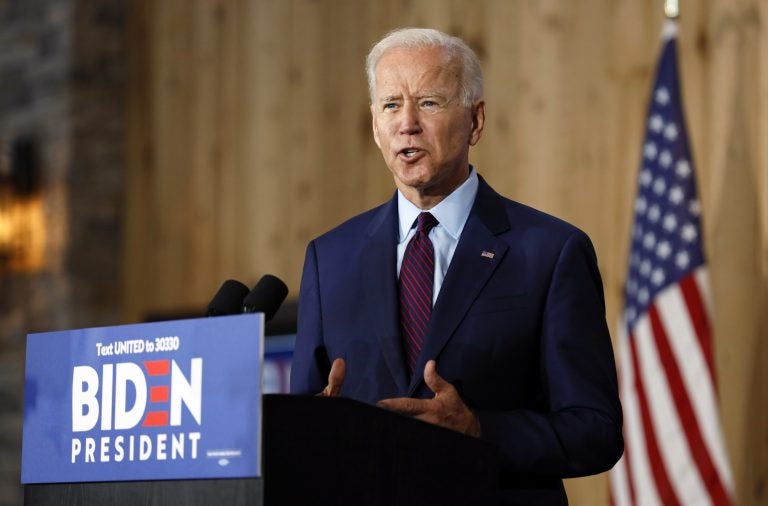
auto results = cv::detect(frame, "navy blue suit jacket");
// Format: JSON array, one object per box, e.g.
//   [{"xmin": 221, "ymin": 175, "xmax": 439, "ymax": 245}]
[{"xmin": 290, "ymin": 176, "xmax": 623, "ymax": 504}]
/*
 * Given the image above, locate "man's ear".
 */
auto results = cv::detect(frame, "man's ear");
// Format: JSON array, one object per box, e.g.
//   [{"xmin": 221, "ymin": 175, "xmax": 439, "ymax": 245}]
[
  {"xmin": 468, "ymin": 100, "xmax": 485, "ymax": 146},
  {"xmin": 371, "ymin": 105, "xmax": 381, "ymax": 149}
]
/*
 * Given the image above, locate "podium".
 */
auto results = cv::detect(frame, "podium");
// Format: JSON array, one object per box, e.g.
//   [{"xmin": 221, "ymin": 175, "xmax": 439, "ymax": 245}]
[{"xmin": 25, "ymin": 394, "xmax": 499, "ymax": 505}]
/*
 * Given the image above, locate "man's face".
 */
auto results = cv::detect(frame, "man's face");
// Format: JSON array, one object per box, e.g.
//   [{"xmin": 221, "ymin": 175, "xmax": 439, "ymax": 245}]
[{"xmin": 371, "ymin": 46, "xmax": 484, "ymax": 206}]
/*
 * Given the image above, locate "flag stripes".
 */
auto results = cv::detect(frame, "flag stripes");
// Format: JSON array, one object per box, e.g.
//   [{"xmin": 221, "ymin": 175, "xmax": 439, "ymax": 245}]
[
  {"xmin": 631, "ymin": 315, "xmax": 684, "ymax": 505},
  {"xmin": 617, "ymin": 323, "xmax": 662, "ymax": 505},
  {"xmin": 678, "ymin": 275, "xmax": 715, "ymax": 382},
  {"xmin": 612, "ymin": 270, "xmax": 733, "ymax": 505}
]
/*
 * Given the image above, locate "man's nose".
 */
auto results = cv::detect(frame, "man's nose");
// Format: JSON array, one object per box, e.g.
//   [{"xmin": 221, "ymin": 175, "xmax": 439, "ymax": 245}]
[{"xmin": 399, "ymin": 102, "xmax": 422, "ymax": 134}]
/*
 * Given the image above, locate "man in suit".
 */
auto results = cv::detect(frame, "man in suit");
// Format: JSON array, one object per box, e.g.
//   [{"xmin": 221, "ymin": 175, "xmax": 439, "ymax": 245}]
[{"xmin": 290, "ymin": 27, "xmax": 623, "ymax": 503}]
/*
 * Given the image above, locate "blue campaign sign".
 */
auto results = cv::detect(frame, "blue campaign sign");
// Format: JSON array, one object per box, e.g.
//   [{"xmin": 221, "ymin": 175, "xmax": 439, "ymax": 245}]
[{"xmin": 21, "ymin": 314, "xmax": 264, "ymax": 484}]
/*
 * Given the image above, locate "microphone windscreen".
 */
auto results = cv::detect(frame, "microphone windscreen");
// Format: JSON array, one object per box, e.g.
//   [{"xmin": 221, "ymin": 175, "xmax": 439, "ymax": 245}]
[
  {"xmin": 205, "ymin": 279, "xmax": 250, "ymax": 316},
  {"xmin": 242, "ymin": 274, "xmax": 289, "ymax": 321}
]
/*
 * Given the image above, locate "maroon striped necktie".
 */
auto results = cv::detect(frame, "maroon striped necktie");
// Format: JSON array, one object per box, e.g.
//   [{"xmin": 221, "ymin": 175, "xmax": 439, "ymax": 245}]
[{"xmin": 399, "ymin": 212, "xmax": 438, "ymax": 376}]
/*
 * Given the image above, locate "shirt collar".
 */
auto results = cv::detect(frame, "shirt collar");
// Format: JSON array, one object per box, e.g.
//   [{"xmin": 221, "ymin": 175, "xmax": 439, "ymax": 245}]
[{"xmin": 397, "ymin": 166, "xmax": 479, "ymax": 243}]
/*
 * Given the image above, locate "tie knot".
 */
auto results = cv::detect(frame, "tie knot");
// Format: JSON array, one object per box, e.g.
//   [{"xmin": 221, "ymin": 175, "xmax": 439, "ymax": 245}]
[{"xmin": 416, "ymin": 212, "xmax": 438, "ymax": 233}]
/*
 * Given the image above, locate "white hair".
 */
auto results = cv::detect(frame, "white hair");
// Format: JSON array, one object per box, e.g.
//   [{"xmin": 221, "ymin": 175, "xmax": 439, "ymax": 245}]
[{"xmin": 365, "ymin": 27, "xmax": 484, "ymax": 108}]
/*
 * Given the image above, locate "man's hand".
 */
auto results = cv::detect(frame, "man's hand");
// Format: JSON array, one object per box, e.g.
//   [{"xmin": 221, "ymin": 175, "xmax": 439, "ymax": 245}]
[
  {"xmin": 317, "ymin": 358, "xmax": 346, "ymax": 397},
  {"xmin": 378, "ymin": 360, "xmax": 482, "ymax": 437}
]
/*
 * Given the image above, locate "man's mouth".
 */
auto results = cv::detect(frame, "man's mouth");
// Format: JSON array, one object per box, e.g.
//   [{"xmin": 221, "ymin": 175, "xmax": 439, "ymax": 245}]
[{"xmin": 399, "ymin": 148, "xmax": 423, "ymax": 159}]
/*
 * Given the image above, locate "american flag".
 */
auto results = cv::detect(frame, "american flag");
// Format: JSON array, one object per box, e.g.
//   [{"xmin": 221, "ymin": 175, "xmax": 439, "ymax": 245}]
[{"xmin": 609, "ymin": 21, "xmax": 734, "ymax": 505}]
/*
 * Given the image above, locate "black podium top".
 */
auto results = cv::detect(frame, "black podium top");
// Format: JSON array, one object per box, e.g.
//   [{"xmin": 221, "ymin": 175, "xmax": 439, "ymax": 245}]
[{"xmin": 26, "ymin": 394, "xmax": 499, "ymax": 506}]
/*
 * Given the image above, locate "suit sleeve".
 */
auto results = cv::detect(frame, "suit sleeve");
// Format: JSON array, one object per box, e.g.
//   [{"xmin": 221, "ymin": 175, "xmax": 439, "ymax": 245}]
[
  {"xmin": 289, "ymin": 240, "xmax": 331, "ymax": 395},
  {"xmin": 474, "ymin": 230, "xmax": 623, "ymax": 478}
]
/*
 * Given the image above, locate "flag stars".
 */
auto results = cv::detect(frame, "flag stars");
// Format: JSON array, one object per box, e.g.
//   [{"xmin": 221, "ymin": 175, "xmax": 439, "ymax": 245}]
[
  {"xmin": 638, "ymin": 287, "xmax": 650, "ymax": 304},
  {"xmin": 664, "ymin": 122, "xmax": 679, "ymax": 141},
  {"xmin": 644, "ymin": 142, "xmax": 658, "ymax": 160},
  {"xmin": 659, "ymin": 150, "xmax": 673, "ymax": 168},
  {"xmin": 663, "ymin": 214, "xmax": 678, "ymax": 232},
  {"xmin": 640, "ymin": 259, "xmax": 652, "ymax": 277},
  {"xmin": 669, "ymin": 186, "xmax": 685, "ymax": 205},
  {"xmin": 635, "ymin": 196, "xmax": 647, "ymax": 214},
  {"xmin": 676, "ymin": 159, "xmax": 691, "ymax": 178},
  {"xmin": 648, "ymin": 204, "xmax": 661, "ymax": 222},
  {"xmin": 651, "ymin": 268, "xmax": 666, "ymax": 286},
  {"xmin": 649, "ymin": 114, "xmax": 664, "ymax": 133},
  {"xmin": 689, "ymin": 200, "xmax": 702, "ymax": 216},
  {"xmin": 676, "ymin": 250, "xmax": 690, "ymax": 269},
  {"xmin": 653, "ymin": 178, "xmax": 667, "ymax": 195},
  {"xmin": 655, "ymin": 86, "xmax": 670, "ymax": 105},
  {"xmin": 643, "ymin": 232, "xmax": 657, "ymax": 250},
  {"xmin": 656, "ymin": 240, "xmax": 672, "ymax": 259},
  {"xmin": 640, "ymin": 169, "xmax": 653, "ymax": 187},
  {"xmin": 681, "ymin": 223, "xmax": 698, "ymax": 242}
]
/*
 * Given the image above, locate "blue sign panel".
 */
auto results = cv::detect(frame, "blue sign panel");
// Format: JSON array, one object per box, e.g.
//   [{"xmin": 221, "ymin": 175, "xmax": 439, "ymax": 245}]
[{"xmin": 22, "ymin": 314, "xmax": 264, "ymax": 483}]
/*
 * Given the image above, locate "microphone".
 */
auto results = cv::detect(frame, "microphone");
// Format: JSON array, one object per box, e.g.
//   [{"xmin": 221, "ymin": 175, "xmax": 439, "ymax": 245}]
[
  {"xmin": 242, "ymin": 274, "xmax": 289, "ymax": 322},
  {"xmin": 205, "ymin": 279, "xmax": 250, "ymax": 316}
]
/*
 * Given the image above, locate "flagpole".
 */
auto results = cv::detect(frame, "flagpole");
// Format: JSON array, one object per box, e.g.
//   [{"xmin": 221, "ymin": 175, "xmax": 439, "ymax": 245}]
[{"xmin": 664, "ymin": 0, "xmax": 679, "ymax": 19}]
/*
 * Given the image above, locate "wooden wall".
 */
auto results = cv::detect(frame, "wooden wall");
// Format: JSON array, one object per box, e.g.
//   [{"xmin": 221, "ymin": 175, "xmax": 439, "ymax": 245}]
[{"xmin": 124, "ymin": 1, "xmax": 768, "ymax": 503}]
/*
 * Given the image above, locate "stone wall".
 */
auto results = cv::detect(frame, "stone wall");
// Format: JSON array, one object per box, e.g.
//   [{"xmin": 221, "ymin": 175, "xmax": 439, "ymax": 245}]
[{"xmin": 0, "ymin": 0, "xmax": 126, "ymax": 503}]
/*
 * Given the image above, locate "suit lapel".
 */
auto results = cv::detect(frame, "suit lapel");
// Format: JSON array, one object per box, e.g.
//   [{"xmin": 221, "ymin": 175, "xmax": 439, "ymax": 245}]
[
  {"xmin": 408, "ymin": 178, "xmax": 511, "ymax": 394},
  {"xmin": 361, "ymin": 195, "xmax": 410, "ymax": 394}
]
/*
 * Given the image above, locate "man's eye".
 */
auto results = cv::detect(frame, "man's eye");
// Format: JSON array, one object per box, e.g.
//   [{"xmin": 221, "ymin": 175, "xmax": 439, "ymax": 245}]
[
  {"xmin": 421, "ymin": 100, "xmax": 438, "ymax": 108},
  {"xmin": 383, "ymin": 103, "xmax": 398, "ymax": 110}
]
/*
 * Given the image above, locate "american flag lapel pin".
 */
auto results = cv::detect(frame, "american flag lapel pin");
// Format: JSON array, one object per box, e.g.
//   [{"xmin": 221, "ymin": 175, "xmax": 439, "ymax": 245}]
[{"xmin": 481, "ymin": 250, "xmax": 495, "ymax": 260}]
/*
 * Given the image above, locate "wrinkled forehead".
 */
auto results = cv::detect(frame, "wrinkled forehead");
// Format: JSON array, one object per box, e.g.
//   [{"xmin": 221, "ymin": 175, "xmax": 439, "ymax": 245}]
[{"xmin": 373, "ymin": 46, "xmax": 461, "ymax": 98}]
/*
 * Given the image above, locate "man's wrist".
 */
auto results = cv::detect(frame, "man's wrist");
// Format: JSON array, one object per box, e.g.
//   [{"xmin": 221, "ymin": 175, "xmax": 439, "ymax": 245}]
[{"xmin": 466, "ymin": 409, "xmax": 482, "ymax": 438}]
